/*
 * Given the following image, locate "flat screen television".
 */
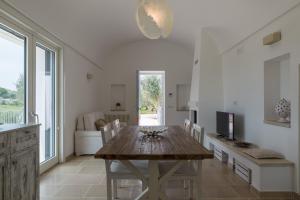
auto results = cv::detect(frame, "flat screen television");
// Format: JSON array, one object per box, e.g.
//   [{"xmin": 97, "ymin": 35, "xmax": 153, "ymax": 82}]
[{"xmin": 216, "ymin": 111, "xmax": 234, "ymax": 140}]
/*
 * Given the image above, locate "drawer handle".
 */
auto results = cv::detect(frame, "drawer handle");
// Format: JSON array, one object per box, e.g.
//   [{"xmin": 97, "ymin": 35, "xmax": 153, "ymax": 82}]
[{"xmin": 24, "ymin": 131, "xmax": 31, "ymax": 134}]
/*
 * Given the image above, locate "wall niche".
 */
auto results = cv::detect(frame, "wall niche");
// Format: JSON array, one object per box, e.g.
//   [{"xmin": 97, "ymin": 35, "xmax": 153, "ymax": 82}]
[
  {"xmin": 110, "ymin": 84, "xmax": 126, "ymax": 111},
  {"xmin": 176, "ymin": 84, "xmax": 190, "ymax": 111},
  {"xmin": 264, "ymin": 53, "xmax": 290, "ymax": 128}
]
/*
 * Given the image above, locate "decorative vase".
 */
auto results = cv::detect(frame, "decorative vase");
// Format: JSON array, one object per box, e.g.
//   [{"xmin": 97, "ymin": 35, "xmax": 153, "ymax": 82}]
[{"xmin": 274, "ymin": 98, "xmax": 291, "ymax": 122}]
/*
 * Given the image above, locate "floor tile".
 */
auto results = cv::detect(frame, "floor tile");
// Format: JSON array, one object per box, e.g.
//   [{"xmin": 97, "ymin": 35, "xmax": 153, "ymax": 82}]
[{"xmin": 39, "ymin": 157, "xmax": 294, "ymax": 200}]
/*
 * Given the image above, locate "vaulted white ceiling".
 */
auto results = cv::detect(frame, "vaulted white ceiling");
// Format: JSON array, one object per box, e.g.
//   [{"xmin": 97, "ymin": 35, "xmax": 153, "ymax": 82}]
[{"xmin": 5, "ymin": 0, "xmax": 300, "ymax": 67}]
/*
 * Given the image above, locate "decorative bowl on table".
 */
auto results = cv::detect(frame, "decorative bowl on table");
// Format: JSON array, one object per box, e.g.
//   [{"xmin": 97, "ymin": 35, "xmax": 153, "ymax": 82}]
[{"xmin": 139, "ymin": 126, "xmax": 168, "ymax": 137}]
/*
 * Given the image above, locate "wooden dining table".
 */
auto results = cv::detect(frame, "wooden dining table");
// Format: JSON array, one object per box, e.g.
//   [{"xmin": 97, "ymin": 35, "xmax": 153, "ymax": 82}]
[{"xmin": 95, "ymin": 125, "xmax": 213, "ymax": 200}]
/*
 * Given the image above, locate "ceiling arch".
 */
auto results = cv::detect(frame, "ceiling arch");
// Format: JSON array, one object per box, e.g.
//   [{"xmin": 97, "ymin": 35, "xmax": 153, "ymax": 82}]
[{"xmin": 4, "ymin": 0, "xmax": 300, "ymax": 67}]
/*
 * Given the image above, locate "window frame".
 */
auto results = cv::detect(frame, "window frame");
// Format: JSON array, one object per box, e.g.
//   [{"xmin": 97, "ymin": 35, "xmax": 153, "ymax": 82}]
[
  {"xmin": 0, "ymin": 20, "xmax": 29, "ymax": 124},
  {"xmin": 34, "ymin": 39, "xmax": 59, "ymax": 172}
]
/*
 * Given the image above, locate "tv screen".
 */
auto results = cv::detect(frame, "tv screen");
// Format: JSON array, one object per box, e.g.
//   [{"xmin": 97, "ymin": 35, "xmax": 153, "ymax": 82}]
[{"xmin": 216, "ymin": 111, "xmax": 234, "ymax": 140}]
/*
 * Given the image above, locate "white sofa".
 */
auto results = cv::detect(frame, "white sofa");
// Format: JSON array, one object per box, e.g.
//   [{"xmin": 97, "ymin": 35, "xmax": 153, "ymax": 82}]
[
  {"xmin": 75, "ymin": 111, "xmax": 129, "ymax": 156},
  {"xmin": 75, "ymin": 112, "xmax": 105, "ymax": 156}
]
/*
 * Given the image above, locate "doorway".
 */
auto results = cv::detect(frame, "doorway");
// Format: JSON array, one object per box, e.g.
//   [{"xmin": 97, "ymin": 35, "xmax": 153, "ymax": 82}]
[{"xmin": 138, "ymin": 71, "xmax": 165, "ymax": 126}]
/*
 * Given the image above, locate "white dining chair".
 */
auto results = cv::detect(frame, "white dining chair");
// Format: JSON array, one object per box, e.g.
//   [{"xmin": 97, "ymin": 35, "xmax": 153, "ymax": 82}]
[
  {"xmin": 100, "ymin": 124, "xmax": 148, "ymax": 200},
  {"xmin": 184, "ymin": 119, "xmax": 191, "ymax": 133},
  {"xmin": 159, "ymin": 124, "xmax": 205, "ymax": 200},
  {"xmin": 112, "ymin": 119, "xmax": 121, "ymax": 136},
  {"xmin": 191, "ymin": 124, "xmax": 204, "ymax": 145}
]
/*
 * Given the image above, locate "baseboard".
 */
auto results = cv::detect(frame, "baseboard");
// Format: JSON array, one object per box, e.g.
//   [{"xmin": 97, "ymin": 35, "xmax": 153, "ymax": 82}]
[
  {"xmin": 249, "ymin": 186, "xmax": 298, "ymax": 199},
  {"xmin": 65, "ymin": 153, "xmax": 76, "ymax": 162},
  {"xmin": 258, "ymin": 192, "xmax": 293, "ymax": 199}
]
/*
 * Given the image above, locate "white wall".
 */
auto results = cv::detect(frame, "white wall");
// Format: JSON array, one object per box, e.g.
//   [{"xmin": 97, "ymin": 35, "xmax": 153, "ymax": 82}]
[
  {"xmin": 193, "ymin": 29, "xmax": 223, "ymax": 132},
  {"xmin": 63, "ymin": 46, "xmax": 104, "ymax": 158},
  {"xmin": 102, "ymin": 40, "xmax": 193, "ymax": 126},
  {"xmin": 222, "ymin": 5, "xmax": 300, "ymax": 192}
]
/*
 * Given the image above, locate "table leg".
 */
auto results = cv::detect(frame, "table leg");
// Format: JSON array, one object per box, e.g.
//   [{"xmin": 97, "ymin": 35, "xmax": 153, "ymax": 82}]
[{"xmin": 148, "ymin": 160, "xmax": 160, "ymax": 200}]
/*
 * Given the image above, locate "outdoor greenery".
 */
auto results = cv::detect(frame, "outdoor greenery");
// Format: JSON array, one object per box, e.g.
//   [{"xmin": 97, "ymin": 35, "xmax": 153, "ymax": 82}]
[
  {"xmin": 140, "ymin": 75, "xmax": 161, "ymax": 114},
  {"xmin": 0, "ymin": 74, "xmax": 24, "ymax": 123}
]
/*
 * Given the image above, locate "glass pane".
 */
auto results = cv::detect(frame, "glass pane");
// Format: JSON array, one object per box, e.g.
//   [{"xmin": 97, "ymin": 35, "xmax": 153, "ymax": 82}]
[
  {"xmin": 36, "ymin": 44, "xmax": 55, "ymax": 163},
  {"xmin": 0, "ymin": 25, "xmax": 26, "ymax": 125}
]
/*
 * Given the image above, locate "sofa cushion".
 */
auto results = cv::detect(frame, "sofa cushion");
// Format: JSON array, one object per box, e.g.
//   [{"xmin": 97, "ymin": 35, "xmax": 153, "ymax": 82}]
[
  {"xmin": 243, "ymin": 148, "xmax": 284, "ymax": 159},
  {"xmin": 76, "ymin": 112, "xmax": 104, "ymax": 131},
  {"xmin": 95, "ymin": 119, "xmax": 107, "ymax": 131}
]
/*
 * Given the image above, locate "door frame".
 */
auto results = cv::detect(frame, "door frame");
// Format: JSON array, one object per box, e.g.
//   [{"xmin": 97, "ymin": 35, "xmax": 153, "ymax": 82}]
[
  {"xmin": 0, "ymin": 11, "xmax": 64, "ymax": 172},
  {"xmin": 34, "ymin": 38, "xmax": 60, "ymax": 173},
  {"xmin": 137, "ymin": 70, "xmax": 166, "ymax": 126}
]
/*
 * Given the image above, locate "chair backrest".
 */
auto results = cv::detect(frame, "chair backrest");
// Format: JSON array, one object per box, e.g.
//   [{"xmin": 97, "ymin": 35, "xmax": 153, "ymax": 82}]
[
  {"xmin": 112, "ymin": 119, "xmax": 121, "ymax": 135},
  {"xmin": 100, "ymin": 123, "xmax": 113, "ymax": 145},
  {"xmin": 191, "ymin": 124, "xmax": 204, "ymax": 145},
  {"xmin": 184, "ymin": 119, "xmax": 191, "ymax": 133}
]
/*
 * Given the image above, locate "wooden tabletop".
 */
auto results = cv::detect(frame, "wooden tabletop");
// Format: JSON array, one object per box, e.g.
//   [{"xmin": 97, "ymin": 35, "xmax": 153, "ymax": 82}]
[{"xmin": 95, "ymin": 126, "xmax": 213, "ymax": 160}]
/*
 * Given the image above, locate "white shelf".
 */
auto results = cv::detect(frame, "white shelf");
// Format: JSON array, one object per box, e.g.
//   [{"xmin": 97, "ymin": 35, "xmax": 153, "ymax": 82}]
[
  {"xmin": 110, "ymin": 84, "xmax": 126, "ymax": 111},
  {"xmin": 264, "ymin": 119, "xmax": 291, "ymax": 128},
  {"xmin": 176, "ymin": 84, "xmax": 190, "ymax": 111}
]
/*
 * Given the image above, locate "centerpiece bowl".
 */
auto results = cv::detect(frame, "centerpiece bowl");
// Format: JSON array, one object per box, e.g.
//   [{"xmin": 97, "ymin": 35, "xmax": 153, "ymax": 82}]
[{"xmin": 139, "ymin": 126, "xmax": 168, "ymax": 137}]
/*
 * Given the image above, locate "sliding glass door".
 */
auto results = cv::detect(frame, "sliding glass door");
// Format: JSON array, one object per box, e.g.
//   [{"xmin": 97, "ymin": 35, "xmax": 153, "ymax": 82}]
[
  {"xmin": 0, "ymin": 19, "xmax": 61, "ymax": 173},
  {"xmin": 36, "ymin": 43, "xmax": 58, "ymax": 171}
]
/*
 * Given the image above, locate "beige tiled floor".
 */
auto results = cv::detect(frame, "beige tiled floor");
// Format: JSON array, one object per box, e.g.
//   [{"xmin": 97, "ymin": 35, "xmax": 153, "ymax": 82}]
[{"xmin": 40, "ymin": 156, "xmax": 294, "ymax": 200}]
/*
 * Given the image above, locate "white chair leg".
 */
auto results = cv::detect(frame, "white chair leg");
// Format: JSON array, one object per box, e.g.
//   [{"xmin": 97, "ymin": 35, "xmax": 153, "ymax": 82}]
[
  {"xmin": 113, "ymin": 179, "xmax": 118, "ymax": 199},
  {"xmin": 183, "ymin": 180, "xmax": 187, "ymax": 189},
  {"xmin": 107, "ymin": 177, "xmax": 112, "ymax": 200},
  {"xmin": 142, "ymin": 180, "xmax": 146, "ymax": 191},
  {"xmin": 193, "ymin": 179, "xmax": 198, "ymax": 200},
  {"xmin": 196, "ymin": 161, "xmax": 202, "ymax": 200},
  {"xmin": 188, "ymin": 180, "xmax": 193, "ymax": 200}
]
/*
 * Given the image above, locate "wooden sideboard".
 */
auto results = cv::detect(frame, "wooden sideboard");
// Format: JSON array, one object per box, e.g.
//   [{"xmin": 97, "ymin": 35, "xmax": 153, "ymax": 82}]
[{"xmin": 0, "ymin": 123, "xmax": 39, "ymax": 200}]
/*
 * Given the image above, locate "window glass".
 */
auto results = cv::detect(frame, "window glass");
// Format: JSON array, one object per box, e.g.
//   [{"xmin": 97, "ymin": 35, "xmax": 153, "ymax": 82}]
[{"xmin": 0, "ymin": 25, "xmax": 26, "ymax": 124}]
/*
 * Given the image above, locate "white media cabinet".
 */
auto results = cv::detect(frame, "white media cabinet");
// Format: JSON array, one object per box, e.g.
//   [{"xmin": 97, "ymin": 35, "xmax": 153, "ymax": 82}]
[{"xmin": 204, "ymin": 133, "xmax": 294, "ymax": 192}]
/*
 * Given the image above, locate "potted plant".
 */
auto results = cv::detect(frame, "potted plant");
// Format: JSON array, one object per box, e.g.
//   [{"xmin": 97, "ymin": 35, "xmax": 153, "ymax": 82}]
[{"xmin": 115, "ymin": 102, "xmax": 121, "ymax": 110}]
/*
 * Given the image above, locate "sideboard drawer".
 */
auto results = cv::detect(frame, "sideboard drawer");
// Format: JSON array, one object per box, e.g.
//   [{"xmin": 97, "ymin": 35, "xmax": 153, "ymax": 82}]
[
  {"xmin": 0, "ymin": 134, "xmax": 8, "ymax": 154},
  {"xmin": 11, "ymin": 128, "xmax": 37, "ymax": 153}
]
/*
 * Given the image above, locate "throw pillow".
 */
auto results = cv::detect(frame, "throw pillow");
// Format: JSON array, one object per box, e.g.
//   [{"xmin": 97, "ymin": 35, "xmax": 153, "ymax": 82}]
[
  {"xmin": 243, "ymin": 148, "xmax": 284, "ymax": 159},
  {"xmin": 95, "ymin": 119, "xmax": 107, "ymax": 131}
]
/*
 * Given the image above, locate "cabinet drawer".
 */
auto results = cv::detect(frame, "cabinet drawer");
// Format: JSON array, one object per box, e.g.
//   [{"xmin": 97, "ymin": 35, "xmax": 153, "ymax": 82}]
[
  {"xmin": 0, "ymin": 134, "xmax": 8, "ymax": 154},
  {"xmin": 11, "ymin": 128, "xmax": 37, "ymax": 153},
  {"xmin": 233, "ymin": 158, "xmax": 251, "ymax": 184}
]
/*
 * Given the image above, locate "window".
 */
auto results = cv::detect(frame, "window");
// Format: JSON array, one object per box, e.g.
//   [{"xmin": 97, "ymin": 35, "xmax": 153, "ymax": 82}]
[{"xmin": 0, "ymin": 25, "xmax": 26, "ymax": 124}]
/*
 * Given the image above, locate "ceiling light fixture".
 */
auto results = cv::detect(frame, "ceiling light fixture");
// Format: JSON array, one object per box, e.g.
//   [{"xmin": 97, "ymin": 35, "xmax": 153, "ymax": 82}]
[{"xmin": 136, "ymin": 0, "xmax": 173, "ymax": 39}]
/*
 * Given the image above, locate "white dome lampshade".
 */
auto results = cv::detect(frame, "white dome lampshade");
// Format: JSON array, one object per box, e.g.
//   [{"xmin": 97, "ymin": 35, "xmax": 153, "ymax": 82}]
[{"xmin": 136, "ymin": 0, "xmax": 173, "ymax": 39}]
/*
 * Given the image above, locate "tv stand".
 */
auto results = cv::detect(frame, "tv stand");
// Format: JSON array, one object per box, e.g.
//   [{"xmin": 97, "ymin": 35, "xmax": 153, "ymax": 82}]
[
  {"xmin": 216, "ymin": 134, "xmax": 224, "ymax": 138},
  {"xmin": 205, "ymin": 133, "xmax": 294, "ymax": 192},
  {"xmin": 225, "ymin": 138, "xmax": 235, "ymax": 141}
]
